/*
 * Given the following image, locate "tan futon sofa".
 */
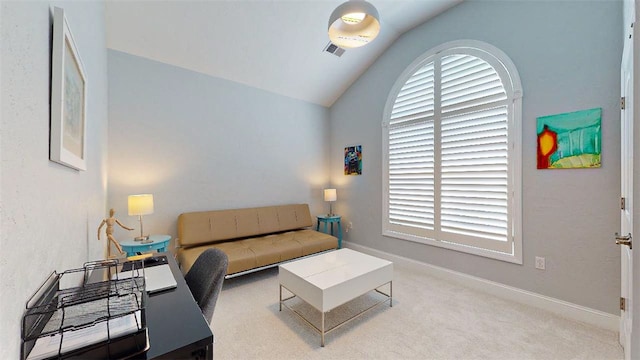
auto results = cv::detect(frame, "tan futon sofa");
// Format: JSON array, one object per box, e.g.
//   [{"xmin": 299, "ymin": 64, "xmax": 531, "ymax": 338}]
[{"xmin": 176, "ymin": 204, "xmax": 338, "ymax": 277}]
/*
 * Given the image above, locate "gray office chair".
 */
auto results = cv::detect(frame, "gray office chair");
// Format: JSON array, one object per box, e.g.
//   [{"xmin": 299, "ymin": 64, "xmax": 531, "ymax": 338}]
[{"xmin": 184, "ymin": 248, "xmax": 229, "ymax": 323}]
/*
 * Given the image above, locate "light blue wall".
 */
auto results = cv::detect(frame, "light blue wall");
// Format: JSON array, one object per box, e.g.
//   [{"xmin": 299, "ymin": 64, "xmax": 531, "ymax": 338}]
[
  {"xmin": 330, "ymin": 0, "xmax": 623, "ymax": 314},
  {"xmin": 107, "ymin": 50, "xmax": 331, "ymax": 243},
  {"xmin": 0, "ymin": 1, "xmax": 109, "ymax": 357}
]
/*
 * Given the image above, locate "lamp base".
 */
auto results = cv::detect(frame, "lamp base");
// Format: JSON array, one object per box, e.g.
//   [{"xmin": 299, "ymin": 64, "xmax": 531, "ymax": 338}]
[{"xmin": 134, "ymin": 235, "xmax": 149, "ymax": 242}]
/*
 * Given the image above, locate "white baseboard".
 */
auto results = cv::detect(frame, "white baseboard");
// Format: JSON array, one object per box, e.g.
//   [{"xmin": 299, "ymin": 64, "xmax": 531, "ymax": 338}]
[{"xmin": 345, "ymin": 241, "xmax": 620, "ymax": 332}]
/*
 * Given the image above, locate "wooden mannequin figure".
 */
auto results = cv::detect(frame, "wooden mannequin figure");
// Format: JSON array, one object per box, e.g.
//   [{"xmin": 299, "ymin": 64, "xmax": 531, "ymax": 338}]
[{"xmin": 98, "ymin": 208, "xmax": 134, "ymax": 258}]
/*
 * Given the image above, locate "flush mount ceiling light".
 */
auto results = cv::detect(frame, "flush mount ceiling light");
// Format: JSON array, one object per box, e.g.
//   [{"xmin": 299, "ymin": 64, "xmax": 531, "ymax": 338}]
[{"xmin": 328, "ymin": 0, "xmax": 380, "ymax": 49}]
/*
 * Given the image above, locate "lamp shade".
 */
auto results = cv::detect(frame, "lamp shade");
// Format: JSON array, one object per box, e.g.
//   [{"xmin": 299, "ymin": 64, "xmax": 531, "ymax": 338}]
[
  {"xmin": 324, "ymin": 189, "xmax": 337, "ymax": 202},
  {"xmin": 128, "ymin": 194, "xmax": 154, "ymax": 216},
  {"xmin": 328, "ymin": 0, "xmax": 380, "ymax": 49}
]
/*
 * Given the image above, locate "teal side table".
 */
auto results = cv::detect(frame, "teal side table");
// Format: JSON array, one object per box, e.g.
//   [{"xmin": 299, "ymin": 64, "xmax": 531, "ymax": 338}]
[
  {"xmin": 119, "ymin": 234, "xmax": 172, "ymax": 257},
  {"xmin": 316, "ymin": 215, "xmax": 342, "ymax": 248}
]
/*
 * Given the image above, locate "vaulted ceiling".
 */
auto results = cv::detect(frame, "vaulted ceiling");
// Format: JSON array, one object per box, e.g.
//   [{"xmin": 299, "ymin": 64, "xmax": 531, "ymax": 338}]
[{"xmin": 105, "ymin": 0, "xmax": 462, "ymax": 107}]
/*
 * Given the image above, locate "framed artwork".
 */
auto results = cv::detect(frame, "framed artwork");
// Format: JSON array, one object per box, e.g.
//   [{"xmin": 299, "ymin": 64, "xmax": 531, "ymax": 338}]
[
  {"xmin": 344, "ymin": 145, "xmax": 362, "ymax": 175},
  {"xmin": 536, "ymin": 108, "xmax": 602, "ymax": 169},
  {"xmin": 50, "ymin": 7, "xmax": 87, "ymax": 171}
]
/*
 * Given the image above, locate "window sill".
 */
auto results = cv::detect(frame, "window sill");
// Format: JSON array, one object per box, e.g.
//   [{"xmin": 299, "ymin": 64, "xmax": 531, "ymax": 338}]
[{"xmin": 383, "ymin": 230, "xmax": 523, "ymax": 265}]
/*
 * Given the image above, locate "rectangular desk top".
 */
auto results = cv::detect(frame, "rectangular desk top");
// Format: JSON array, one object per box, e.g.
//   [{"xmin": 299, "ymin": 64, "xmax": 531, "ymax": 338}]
[{"xmin": 90, "ymin": 254, "xmax": 213, "ymax": 359}]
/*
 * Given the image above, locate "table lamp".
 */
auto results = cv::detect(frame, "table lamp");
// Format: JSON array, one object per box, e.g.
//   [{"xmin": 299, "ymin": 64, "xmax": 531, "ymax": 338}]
[
  {"xmin": 128, "ymin": 194, "xmax": 154, "ymax": 243},
  {"xmin": 324, "ymin": 188, "xmax": 337, "ymax": 216}
]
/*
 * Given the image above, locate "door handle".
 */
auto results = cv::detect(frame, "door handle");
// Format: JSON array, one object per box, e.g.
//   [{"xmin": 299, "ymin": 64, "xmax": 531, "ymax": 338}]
[{"xmin": 615, "ymin": 232, "xmax": 632, "ymax": 249}]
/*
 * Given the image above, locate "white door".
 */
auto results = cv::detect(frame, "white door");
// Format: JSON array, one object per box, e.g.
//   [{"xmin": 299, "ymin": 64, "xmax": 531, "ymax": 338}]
[{"xmin": 619, "ymin": 3, "xmax": 635, "ymax": 358}]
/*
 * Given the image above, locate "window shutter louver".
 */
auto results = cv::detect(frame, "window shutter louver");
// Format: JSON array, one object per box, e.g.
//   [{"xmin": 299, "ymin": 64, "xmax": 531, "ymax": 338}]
[
  {"xmin": 440, "ymin": 54, "xmax": 510, "ymax": 252},
  {"xmin": 385, "ymin": 47, "xmax": 518, "ymax": 257},
  {"xmin": 388, "ymin": 63, "xmax": 435, "ymax": 236},
  {"xmin": 388, "ymin": 121, "xmax": 435, "ymax": 233},
  {"xmin": 390, "ymin": 62, "xmax": 435, "ymax": 126}
]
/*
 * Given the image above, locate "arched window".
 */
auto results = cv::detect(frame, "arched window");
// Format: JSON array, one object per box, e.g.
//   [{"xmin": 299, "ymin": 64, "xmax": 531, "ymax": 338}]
[{"xmin": 382, "ymin": 40, "xmax": 523, "ymax": 263}]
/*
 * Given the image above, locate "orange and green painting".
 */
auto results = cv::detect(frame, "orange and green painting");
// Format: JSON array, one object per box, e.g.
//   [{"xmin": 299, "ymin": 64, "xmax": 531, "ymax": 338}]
[{"xmin": 536, "ymin": 108, "xmax": 602, "ymax": 169}]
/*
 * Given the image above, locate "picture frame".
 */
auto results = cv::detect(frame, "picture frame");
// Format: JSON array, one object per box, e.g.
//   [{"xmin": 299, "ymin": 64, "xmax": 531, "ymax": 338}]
[
  {"xmin": 536, "ymin": 108, "xmax": 602, "ymax": 169},
  {"xmin": 50, "ymin": 7, "xmax": 87, "ymax": 171},
  {"xmin": 344, "ymin": 145, "xmax": 362, "ymax": 175}
]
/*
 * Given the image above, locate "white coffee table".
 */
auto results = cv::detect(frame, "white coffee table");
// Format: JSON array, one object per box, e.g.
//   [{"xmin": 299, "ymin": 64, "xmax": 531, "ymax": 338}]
[{"xmin": 278, "ymin": 248, "xmax": 393, "ymax": 346}]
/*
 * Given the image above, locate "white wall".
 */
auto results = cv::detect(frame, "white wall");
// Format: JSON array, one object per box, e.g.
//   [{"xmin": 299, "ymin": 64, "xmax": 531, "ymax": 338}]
[
  {"xmin": 0, "ymin": 1, "xmax": 108, "ymax": 358},
  {"xmin": 330, "ymin": 0, "xmax": 623, "ymax": 314},
  {"xmin": 107, "ymin": 50, "xmax": 330, "ymax": 245}
]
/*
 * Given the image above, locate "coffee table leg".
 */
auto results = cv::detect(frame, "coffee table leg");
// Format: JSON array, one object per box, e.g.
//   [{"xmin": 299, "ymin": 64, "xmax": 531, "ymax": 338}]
[
  {"xmin": 321, "ymin": 312, "xmax": 325, "ymax": 347},
  {"xmin": 390, "ymin": 281, "xmax": 393, "ymax": 307},
  {"xmin": 279, "ymin": 285, "xmax": 282, "ymax": 311}
]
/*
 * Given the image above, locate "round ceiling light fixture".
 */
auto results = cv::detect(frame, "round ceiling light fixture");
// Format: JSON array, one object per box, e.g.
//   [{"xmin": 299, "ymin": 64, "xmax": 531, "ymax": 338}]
[{"xmin": 328, "ymin": 0, "xmax": 380, "ymax": 49}]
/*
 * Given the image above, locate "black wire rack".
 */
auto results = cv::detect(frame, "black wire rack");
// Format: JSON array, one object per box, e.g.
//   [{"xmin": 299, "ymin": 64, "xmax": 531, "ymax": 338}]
[{"xmin": 21, "ymin": 259, "xmax": 149, "ymax": 360}]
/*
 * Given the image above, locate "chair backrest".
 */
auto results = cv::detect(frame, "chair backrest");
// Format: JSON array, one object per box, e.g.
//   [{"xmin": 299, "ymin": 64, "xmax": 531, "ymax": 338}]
[{"xmin": 184, "ymin": 248, "xmax": 229, "ymax": 322}]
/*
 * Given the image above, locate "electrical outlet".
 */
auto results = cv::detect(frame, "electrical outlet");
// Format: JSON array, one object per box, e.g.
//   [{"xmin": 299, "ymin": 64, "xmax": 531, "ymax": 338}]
[{"xmin": 535, "ymin": 256, "xmax": 546, "ymax": 270}]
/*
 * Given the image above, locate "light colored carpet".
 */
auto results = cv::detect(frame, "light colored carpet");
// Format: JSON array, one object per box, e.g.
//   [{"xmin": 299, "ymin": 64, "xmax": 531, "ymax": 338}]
[{"xmin": 211, "ymin": 260, "xmax": 623, "ymax": 359}]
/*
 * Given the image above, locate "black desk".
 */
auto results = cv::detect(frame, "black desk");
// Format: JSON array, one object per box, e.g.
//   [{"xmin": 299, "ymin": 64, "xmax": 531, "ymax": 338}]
[{"xmin": 91, "ymin": 254, "xmax": 213, "ymax": 359}]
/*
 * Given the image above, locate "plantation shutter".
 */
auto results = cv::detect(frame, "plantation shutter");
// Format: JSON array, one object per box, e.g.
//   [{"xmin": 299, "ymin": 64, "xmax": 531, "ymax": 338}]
[
  {"xmin": 385, "ymin": 51, "xmax": 514, "ymax": 255},
  {"xmin": 387, "ymin": 62, "xmax": 435, "ymax": 237},
  {"xmin": 439, "ymin": 54, "xmax": 511, "ymax": 253}
]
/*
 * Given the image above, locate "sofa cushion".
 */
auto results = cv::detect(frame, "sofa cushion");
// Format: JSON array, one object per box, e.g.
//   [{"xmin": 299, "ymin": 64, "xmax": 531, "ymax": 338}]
[
  {"xmin": 177, "ymin": 229, "xmax": 337, "ymax": 275},
  {"xmin": 256, "ymin": 207, "xmax": 280, "ymax": 234},
  {"xmin": 178, "ymin": 204, "xmax": 313, "ymax": 247}
]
